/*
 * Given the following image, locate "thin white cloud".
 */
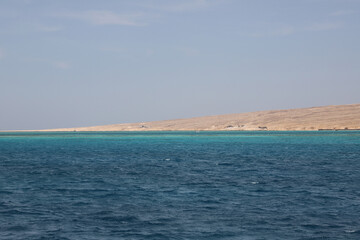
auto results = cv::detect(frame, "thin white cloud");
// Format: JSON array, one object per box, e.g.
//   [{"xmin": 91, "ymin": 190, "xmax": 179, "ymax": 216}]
[
  {"xmin": 246, "ymin": 25, "xmax": 296, "ymax": 38},
  {"xmin": 59, "ymin": 10, "xmax": 144, "ymax": 26},
  {"xmin": 331, "ymin": 10, "xmax": 356, "ymax": 16},
  {"xmin": 100, "ymin": 47, "xmax": 127, "ymax": 53},
  {"xmin": 146, "ymin": 49, "xmax": 155, "ymax": 56},
  {"xmin": 305, "ymin": 23, "xmax": 342, "ymax": 32},
  {"xmin": 23, "ymin": 57, "xmax": 70, "ymax": 69},
  {"xmin": 0, "ymin": 23, "xmax": 63, "ymax": 35},
  {"xmin": 139, "ymin": 0, "xmax": 226, "ymax": 12},
  {"xmin": 247, "ymin": 21, "xmax": 341, "ymax": 38},
  {"xmin": 153, "ymin": 0, "xmax": 209, "ymax": 12},
  {"xmin": 53, "ymin": 61, "xmax": 70, "ymax": 69},
  {"xmin": 0, "ymin": 48, "xmax": 4, "ymax": 59},
  {"xmin": 178, "ymin": 47, "xmax": 200, "ymax": 56},
  {"xmin": 272, "ymin": 26, "xmax": 295, "ymax": 36},
  {"xmin": 36, "ymin": 25, "xmax": 63, "ymax": 32}
]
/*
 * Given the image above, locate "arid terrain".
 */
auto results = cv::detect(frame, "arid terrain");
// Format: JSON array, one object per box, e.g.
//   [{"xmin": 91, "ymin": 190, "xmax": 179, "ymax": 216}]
[{"xmin": 37, "ymin": 104, "xmax": 360, "ymax": 131}]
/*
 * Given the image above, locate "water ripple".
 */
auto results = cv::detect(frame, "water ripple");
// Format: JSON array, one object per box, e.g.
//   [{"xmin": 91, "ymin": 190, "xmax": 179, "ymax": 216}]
[{"xmin": 0, "ymin": 131, "xmax": 360, "ymax": 239}]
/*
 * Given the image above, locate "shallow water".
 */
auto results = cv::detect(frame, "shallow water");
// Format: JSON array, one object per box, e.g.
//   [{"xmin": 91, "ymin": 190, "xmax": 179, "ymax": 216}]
[{"xmin": 0, "ymin": 131, "xmax": 360, "ymax": 239}]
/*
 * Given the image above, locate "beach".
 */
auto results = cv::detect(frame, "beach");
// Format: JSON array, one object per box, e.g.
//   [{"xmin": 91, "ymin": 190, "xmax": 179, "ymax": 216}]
[{"xmin": 37, "ymin": 103, "xmax": 360, "ymax": 132}]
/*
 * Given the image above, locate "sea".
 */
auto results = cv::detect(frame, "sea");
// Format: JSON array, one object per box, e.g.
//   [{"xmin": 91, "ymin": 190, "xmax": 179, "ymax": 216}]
[{"xmin": 0, "ymin": 131, "xmax": 359, "ymax": 240}]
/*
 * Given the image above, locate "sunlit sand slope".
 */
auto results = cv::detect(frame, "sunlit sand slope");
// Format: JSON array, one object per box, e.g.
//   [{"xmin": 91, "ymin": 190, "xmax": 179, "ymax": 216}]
[{"xmin": 43, "ymin": 104, "xmax": 360, "ymax": 131}]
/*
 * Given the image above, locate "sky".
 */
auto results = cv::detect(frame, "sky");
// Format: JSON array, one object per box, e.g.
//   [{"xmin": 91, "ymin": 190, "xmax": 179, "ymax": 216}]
[{"xmin": 0, "ymin": 0, "xmax": 360, "ymax": 130}]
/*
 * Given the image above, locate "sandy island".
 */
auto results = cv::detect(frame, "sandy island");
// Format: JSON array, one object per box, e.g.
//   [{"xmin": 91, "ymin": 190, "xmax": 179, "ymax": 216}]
[{"xmin": 26, "ymin": 103, "xmax": 360, "ymax": 132}]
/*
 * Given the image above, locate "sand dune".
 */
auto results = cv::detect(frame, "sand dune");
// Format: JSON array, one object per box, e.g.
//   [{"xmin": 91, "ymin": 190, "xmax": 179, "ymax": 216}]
[{"xmin": 39, "ymin": 103, "xmax": 360, "ymax": 131}]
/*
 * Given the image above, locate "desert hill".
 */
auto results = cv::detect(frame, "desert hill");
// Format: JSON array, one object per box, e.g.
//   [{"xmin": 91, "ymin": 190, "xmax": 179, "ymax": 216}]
[{"xmin": 41, "ymin": 104, "xmax": 360, "ymax": 131}]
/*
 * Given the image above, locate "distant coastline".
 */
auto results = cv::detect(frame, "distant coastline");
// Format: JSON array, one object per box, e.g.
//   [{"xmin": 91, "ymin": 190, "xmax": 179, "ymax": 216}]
[{"xmin": 4, "ymin": 103, "xmax": 360, "ymax": 132}]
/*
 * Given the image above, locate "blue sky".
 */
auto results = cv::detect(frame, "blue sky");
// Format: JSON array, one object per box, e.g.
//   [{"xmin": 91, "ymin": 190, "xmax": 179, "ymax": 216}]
[{"xmin": 0, "ymin": 0, "xmax": 359, "ymax": 130}]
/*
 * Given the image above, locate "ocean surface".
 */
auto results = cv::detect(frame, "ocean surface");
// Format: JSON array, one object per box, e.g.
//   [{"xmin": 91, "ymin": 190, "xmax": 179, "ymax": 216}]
[{"xmin": 0, "ymin": 131, "xmax": 359, "ymax": 239}]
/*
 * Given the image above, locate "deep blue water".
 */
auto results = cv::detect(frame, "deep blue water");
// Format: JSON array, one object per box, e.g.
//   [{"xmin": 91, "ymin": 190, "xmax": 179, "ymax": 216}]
[{"xmin": 0, "ymin": 131, "xmax": 360, "ymax": 239}]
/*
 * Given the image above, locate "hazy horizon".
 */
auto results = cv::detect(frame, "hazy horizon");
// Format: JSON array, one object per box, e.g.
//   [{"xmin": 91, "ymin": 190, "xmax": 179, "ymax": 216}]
[{"xmin": 1, "ymin": 0, "xmax": 360, "ymax": 130}]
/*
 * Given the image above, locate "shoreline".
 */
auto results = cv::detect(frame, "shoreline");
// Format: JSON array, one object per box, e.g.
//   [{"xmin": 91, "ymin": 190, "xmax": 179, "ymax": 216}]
[
  {"xmin": 3, "ymin": 103, "xmax": 360, "ymax": 132},
  {"xmin": 1, "ymin": 129, "xmax": 360, "ymax": 133}
]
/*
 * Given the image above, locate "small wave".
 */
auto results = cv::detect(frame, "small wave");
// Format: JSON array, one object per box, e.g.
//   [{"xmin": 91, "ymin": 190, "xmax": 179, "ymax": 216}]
[
  {"xmin": 301, "ymin": 224, "xmax": 322, "ymax": 229},
  {"xmin": 100, "ymin": 215, "xmax": 138, "ymax": 223},
  {"xmin": 217, "ymin": 162, "xmax": 233, "ymax": 166},
  {"xmin": 0, "ymin": 209, "xmax": 23, "ymax": 215},
  {"xmin": 0, "ymin": 190, "xmax": 13, "ymax": 194},
  {"xmin": 5, "ymin": 225, "xmax": 29, "ymax": 231}
]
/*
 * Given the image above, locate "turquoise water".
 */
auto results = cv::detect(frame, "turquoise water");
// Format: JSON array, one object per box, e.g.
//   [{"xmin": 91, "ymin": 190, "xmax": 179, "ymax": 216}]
[{"xmin": 0, "ymin": 131, "xmax": 360, "ymax": 239}]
